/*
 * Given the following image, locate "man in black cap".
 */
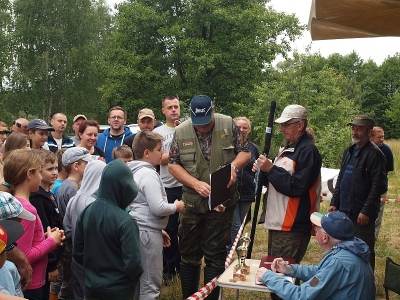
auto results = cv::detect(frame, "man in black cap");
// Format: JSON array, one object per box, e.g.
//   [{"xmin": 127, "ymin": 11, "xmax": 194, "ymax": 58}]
[
  {"xmin": 168, "ymin": 95, "xmax": 250, "ymax": 299},
  {"xmin": 330, "ymin": 115, "xmax": 386, "ymax": 270},
  {"xmin": 27, "ymin": 119, "xmax": 54, "ymax": 150}
]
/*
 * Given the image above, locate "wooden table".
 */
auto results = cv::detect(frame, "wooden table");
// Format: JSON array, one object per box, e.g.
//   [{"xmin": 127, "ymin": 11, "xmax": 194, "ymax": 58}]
[{"xmin": 217, "ymin": 259, "xmax": 293, "ymax": 300}]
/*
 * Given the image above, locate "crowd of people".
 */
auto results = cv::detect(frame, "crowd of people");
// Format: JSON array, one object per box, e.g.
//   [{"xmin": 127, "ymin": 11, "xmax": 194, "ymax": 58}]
[{"xmin": 0, "ymin": 95, "xmax": 394, "ymax": 300}]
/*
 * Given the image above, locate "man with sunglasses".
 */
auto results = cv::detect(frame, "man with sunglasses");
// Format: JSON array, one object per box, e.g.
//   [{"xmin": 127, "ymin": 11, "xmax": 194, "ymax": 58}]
[
  {"xmin": 254, "ymin": 104, "xmax": 322, "ymax": 273},
  {"xmin": 11, "ymin": 118, "xmax": 29, "ymax": 136},
  {"xmin": 169, "ymin": 95, "xmax": 250, "ymax": 300}
]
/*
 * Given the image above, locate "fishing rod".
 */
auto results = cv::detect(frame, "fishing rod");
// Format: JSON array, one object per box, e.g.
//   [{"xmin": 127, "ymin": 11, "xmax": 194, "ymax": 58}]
[{"xmin": 247, "ymin": 100, "xmax": 276, "ymax": 258}]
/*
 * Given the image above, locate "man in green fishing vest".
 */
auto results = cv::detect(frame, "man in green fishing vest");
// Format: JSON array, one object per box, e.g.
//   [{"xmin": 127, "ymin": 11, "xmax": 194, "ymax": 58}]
[{"xmin": 169, "ymin": 95, "xmax": 251, "ymax": 300}]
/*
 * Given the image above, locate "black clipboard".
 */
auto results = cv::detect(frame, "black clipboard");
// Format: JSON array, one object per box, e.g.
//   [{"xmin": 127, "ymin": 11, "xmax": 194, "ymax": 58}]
[{"xmin": 208, "ymin": 164, "xmax": 231, "ymax": 210}]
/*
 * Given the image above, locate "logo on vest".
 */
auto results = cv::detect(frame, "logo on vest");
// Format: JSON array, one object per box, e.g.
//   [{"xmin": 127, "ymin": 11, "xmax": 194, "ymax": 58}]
[
  {"xmin": 195, "ymin": 108, "xmax": 206, "ymax": 114},
  {"xmin": 182, "ymin": 141, "xmax": 194, "ymax": 147}
]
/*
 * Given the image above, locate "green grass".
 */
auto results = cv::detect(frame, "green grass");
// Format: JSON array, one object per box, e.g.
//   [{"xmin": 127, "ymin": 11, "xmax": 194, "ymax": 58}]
[{"xmin": 160, "ymin": 140, "xmax": 400, "ymax": 299}]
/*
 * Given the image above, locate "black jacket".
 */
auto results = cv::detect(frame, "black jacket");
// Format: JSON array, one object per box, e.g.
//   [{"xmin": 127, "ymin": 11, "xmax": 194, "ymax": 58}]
[
  {"xmin": 261, "ymin": 133, "xmax": 322, "ymax": 233},
  {"xmin": 237, "ymin": 142, "xmax": 259, "ymax": 202},
  {"xmin": 47, "ymin": 135, "xmax": 75, "ymax": 153},
  {"xmin": 74, "ymin": 159, "xmax": 142, "ymax": 299},
  {"xmin": 331, "ymin": 141, "xmax": 386, "ymax": 222},
  {"xmin": 30, "ymin": 187, "xmax": 63, "ymax": 272}
]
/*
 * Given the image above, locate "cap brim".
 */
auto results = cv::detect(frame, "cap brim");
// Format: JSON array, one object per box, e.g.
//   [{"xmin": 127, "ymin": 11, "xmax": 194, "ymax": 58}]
[
  {"xmin": 192, "ymin": 115, "xmax": 212, "ymax": 126},
  {"xmin": 29, "ymin": 126, "xmax": 54, "ymax": 131},
  {"xmin": 18, "ymin": 209, "xmax": 36, "ymax": 221},
  {"xmin": 274, "ymin": 117, "xmax": 293, "ymax": 124},
  {"xmin": 310, "ymin": 212, "xmax": 323, "ymax": 227},
  {"xmin": 73, "ymin": 115, "xmax": 87, "ymax": 122},
  {"xmin": 0, "ymin": 220, "xmax": 24, "ymax": 247},
  {"xmin": 347, "ymin": 122, "xmax": 370, "ymax": 127},
  {"xmin": 81, "ymin": 154, "xmax": 94, "ymax": 163},
  {"xmin": 138, "ymin": 115, "xmax": 155, "ymax": 120}
]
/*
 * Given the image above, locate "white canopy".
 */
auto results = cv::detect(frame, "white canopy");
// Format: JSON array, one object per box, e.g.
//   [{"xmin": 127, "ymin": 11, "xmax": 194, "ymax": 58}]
[{"xmin": 309, "ymin": 0, "xmax": 400, "ymax": 40}]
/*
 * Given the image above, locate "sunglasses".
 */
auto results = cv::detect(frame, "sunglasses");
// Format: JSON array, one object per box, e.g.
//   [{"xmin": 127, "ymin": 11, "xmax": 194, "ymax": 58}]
[{"xmin": 15, "ymin": 122, "xmax": 28, "ymax": 129}]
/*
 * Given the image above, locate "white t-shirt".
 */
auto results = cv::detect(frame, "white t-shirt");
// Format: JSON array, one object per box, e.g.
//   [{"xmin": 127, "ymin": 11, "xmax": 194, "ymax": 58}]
[
  {"xmin": 54, "ymin": 137, "xmax": 62, "ymax": 149},
  {"xmin": 153, "ymin": 124, "xmax": 182, "ymax": 188}
]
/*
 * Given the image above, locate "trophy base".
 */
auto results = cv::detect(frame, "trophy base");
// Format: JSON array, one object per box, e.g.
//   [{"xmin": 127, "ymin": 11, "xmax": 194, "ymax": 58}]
[
  {"xmin": 231, "ymin": 270, "xmax": 246, "ymax": 282},
  {"xmin": 234, "ymin": 264, "xmax": 250, "ymax": 275},
  {"xmin": 231, "ymin": 264, "xmax": 251, "ymax": 282}
]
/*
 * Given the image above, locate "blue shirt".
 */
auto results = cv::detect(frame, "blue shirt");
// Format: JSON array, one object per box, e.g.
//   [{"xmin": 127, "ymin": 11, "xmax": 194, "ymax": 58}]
[
  {"xmin": 339, "ymin": 147, "xmax": 359, "ymax": 214},
  {"xmin": 261, "ymin": 238, "xmax": 375, "ymax": 300},
  {"xmin": 0, "ymin": 261, "xmax": 23, "ymax": 297}
]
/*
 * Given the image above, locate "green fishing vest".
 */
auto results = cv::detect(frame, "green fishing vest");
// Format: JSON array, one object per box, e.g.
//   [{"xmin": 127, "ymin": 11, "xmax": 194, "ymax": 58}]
[{"xmin": 175, "ymin": 113, "xmax": 238, "ymax": 213}]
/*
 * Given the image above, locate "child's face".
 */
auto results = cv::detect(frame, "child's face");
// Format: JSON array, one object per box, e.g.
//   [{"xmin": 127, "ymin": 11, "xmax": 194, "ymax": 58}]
[
  {"xmin": 41, "ymin": 162, "xmax": 58, "ymax": 186},
  {"xmin": 29, "ymin": 129, "xmax": 48, "ymax": 148},
  {"xmin": 119, "ymin": 157, "xmax": 133, "ymax": 164},
  {"xmin": 0, "ymin": 250, "xmax": 7, "ymax": 268},
  {"xmin": 75, "ymin": 160, "xmax": 88, "ymax": 179},
  {"xmin": 144, "ymin": 143, "xmax": 162, "ymax": 167}
]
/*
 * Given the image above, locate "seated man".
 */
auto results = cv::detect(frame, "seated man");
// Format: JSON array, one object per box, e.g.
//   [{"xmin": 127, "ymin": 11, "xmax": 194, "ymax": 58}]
[{"xmin": 256, "ymin": 211, "xmax": 375, "ymax": 300}]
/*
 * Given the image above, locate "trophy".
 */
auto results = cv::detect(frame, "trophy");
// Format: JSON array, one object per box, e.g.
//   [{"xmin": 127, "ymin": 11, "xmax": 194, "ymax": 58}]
[{"xmin": 232, "ymin": 232, "xmax": 251, "ymax": 282}]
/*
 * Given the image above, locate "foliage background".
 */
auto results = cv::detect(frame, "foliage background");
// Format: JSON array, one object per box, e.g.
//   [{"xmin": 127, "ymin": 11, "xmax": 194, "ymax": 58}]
[{"xmin": 1, "ymin": 0, "xmax": 400, "ymax": 167}]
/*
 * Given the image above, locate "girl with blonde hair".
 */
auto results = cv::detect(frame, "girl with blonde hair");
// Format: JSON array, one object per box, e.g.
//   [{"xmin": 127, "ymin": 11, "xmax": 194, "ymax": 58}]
[{"xmin": 1, "ymin": 149, "xmax": 64, "ymax": 300}]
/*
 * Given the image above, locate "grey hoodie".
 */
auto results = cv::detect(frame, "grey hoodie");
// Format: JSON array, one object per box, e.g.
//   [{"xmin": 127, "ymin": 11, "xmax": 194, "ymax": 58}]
[
  {"xmin": 128, "ymin": 160, "xmax": 176, "ymax": 230},
  {"xmin": 64, "ymin": 159, "xmax": 107, "ymax": 243}
]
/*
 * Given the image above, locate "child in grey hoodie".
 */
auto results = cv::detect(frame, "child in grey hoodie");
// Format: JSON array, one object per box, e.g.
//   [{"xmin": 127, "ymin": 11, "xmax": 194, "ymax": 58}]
[{"xmin": 128, "ymin": 131, "xmax": 185, "ymax": 300}]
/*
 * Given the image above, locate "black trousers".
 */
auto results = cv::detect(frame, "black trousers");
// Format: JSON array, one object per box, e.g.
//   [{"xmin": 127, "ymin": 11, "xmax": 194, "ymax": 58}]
[
  {"xmin": 163, "ymin": 186, "xmax": 183, "ymax": 278},
  {"xmin": 354, "ymin": 222, "xmax": 375, "ymax": 270}
]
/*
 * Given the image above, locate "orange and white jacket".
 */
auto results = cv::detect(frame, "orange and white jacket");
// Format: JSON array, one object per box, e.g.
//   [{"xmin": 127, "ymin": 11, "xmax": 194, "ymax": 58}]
[{"xmin": 262, "ymin": 134, "xmax": 322, "ymax": 233}]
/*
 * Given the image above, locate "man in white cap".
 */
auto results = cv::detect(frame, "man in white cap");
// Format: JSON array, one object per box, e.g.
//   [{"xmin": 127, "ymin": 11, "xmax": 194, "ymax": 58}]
[
  {"xmin": 123, "ymin": 108, "xmax": 156, "ymax": 150},
  {"xmin": 71, "ymin": 114, "xmax": 87, "ymax": 146},
  {"xmin": 11, "ymin": 118, "xmax": 29, "ymax": 136},
  {"xmin": 256, "ymin": 211, "xmax": 375, "ymax": 300},
  {"xmin": 254, "ymin": 104, "xmax": 322, "ymax": 269}
]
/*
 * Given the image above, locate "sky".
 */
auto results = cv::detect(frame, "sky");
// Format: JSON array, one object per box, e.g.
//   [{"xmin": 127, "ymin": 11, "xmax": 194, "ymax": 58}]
[{"xmin": 106, "ymin": 0, "xmax": 400, "ymax": 65}]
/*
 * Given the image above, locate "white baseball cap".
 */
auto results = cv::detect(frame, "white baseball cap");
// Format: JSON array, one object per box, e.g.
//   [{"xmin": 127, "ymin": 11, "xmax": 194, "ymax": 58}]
[
  {"xmin": 0, "ymin": 192, "xmax": 36, "ymax": 221},
  {"xmin": 275, "ymin": 104, "xmax": 307, "ymax": 124}
]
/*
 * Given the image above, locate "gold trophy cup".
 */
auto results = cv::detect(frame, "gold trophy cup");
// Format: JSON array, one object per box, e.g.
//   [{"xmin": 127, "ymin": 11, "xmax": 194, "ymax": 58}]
[{"xmin": 232, "ymin": 232, "xmax": 251, "ymax": 282}]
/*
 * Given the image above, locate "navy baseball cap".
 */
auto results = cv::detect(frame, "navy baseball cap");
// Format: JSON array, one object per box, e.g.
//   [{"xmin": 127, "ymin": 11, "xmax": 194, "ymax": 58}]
[
  {"xmin": 310, "ymin": 211, "xmax": 354, "ymax": 240},
  {"xmin": 190, "ymin": 95, "xmax": 213, "ymax": 126},
  {"xmin": 27, "ymin": 119, "xmax": 54, "ymax": 131}
]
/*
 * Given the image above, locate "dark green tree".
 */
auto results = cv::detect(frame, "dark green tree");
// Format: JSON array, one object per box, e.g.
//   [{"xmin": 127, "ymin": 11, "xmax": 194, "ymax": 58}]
[
  {"xmin": 7, "ymin": 0, "xmax": 111, "ymax": 121},
  {"xmin": 242, "ymin": 53, "xmax": 360, "ymax": 167},
  {"xmin": 0, "ymin": 0, "xmax": 13, "ymax": 122},
  {"xmin": 100, "ymin": 0, "xmax": 302, "ymax": 120}
]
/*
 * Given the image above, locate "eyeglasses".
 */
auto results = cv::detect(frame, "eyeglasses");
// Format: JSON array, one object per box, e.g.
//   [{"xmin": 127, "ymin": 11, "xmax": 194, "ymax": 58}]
[{"xmin": 109, "ymin": 116, "xmax": 124, "ymax": 120}]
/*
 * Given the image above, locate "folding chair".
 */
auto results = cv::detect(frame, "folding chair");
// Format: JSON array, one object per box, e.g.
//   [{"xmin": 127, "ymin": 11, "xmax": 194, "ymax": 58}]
[{"xmin": 384, "ymin": 257, "xmax": 400, "ymax": 299}]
